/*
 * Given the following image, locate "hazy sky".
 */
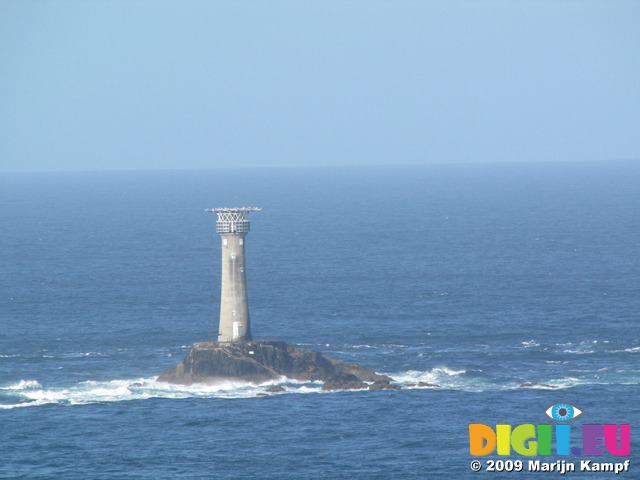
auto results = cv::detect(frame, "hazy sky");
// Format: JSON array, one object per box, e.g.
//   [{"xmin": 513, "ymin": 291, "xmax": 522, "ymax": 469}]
[{"xmin": 1, "ymin": 0, "xmax": 639, "ymax": 172}]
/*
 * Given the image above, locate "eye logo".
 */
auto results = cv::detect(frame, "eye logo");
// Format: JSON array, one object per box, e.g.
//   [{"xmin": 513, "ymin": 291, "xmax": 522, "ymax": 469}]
[{"xmin": 545, "ymin": 403, "xmax": 583, "ymax": 422}]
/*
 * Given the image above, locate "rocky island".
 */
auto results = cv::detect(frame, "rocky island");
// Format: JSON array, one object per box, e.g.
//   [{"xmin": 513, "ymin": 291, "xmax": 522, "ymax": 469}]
[{"xmin": 157, "ymin": 340, "xmax": 399, "ymax": 391}]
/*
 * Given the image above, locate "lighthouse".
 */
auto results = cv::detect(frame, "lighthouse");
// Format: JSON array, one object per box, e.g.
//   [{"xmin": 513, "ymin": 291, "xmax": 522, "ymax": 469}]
[{"xmin": 205, "ymin": 207, "xmax": 261, "ymax": 343}]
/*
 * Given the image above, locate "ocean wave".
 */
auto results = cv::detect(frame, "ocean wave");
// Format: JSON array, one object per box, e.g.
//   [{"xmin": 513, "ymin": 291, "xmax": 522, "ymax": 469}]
[
  {"xmin": 555, "ymin": 340, "xmax": 601, "ymax": 347},
  {"xmin": 388, "ymin": 367, "xmax": 473, "ymax": 389},
  {"xmin": 1, "ymin": 368, "xmax": 474, "ymax": 408},
  {"xmin": 2, "ymin": 379, "xmax": 43, "ymax": 390},
  {"xmin": 349, "ymin": 343, "xmax": 409, "ymax": 350},
  {"xmin": 543, "ymin": 377, "xmax": 595, "ymax": 388},
  {"xmin": 0, "ymin": 376, "xmax": 327, "ymax": 410},
  {"xmin": 2, "ymin": 363, "xmax": 638, "ymax": 409},
  {"xmin": 610, "ymin": 346, "xmax": 640, "ymax": 353},
  {"xmin": 544, "ymin": 372, "xmax": 640, "ymax": 388}
]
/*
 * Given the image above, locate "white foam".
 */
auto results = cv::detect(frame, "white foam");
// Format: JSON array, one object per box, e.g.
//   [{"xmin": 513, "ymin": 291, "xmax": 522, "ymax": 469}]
[
  {"xmin": 389, "ymin": 367, "xmax": 469, "ymax": 389},
  {"xmin": 545, "ymin": 377, "xmax": 590, "ymax": 388},
  {"xmin": 556, "ymin": 340, "xmax": 598, "ymax": 346},
  {"xmin": 608, "ymin": 346, "xmax": 640, "ymax": 353},
  {"xmin": 2, "ymin": 379, "xmax": 43, "ymax": 390},
  {"xmin": 0, "ymin": 376, "xmax": 327, "ymax": 409},
  {"xmin": 348, "ymin": 343, "xmax": 409, "ymax": 350},
  {"xmin": 3, "ymin": 360, "xmax": 636, "ymax": 409}
]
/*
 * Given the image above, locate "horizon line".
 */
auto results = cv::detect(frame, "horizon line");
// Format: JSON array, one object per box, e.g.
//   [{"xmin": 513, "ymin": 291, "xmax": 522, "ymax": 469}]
[{"xmin": 1, "ymin": 157, "xmax": 638, "ymax": 175}]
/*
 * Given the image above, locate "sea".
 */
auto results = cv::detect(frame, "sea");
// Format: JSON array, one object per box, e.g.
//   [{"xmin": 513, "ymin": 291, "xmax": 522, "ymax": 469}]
[{"xmin": 0, "ymin": 161, "xmax": 638, "ymax": 479}]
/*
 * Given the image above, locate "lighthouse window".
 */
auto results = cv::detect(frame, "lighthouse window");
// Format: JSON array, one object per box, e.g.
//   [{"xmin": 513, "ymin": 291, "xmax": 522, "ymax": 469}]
[
  {"xmin": 223, "ymin": 239, "xmax": 228, "ymax": 245},
  {"xmin": 239, "ymin": 239, "xmax": 243, "ymax": 245}
]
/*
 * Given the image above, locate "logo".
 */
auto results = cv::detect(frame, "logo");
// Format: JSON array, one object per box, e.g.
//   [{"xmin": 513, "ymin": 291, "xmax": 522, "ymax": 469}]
[
  {"xmin": 544, "ymin": 402, "xmax": 583, "ymax": 422},
  {"xmin": 469, "ymin": 403, "xmax": 631, "ymax": 457}
]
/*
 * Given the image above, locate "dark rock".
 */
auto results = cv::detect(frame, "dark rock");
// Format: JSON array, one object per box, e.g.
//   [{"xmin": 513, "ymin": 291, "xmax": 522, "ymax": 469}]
[
  {"xmin": 157, "ymin": 340, "xmax": 390, "ymax": 387},
  {"xmin": 417, "ymin": 382, "xmax": 441, "ymax": 388},
  {"xmin": 368, "ymin": 380, "xmax": 402, "ymax": 390},
  {"xmin": 321, "ymin": 372, "xmax": 368, "ymax": 391},
  {"xmin": 265, "ymin": 385, "xmax": 285, "ymax": 393},
  {"xmin": 519, "ymin": 383, "xmax": 559, "ymax": 389}
]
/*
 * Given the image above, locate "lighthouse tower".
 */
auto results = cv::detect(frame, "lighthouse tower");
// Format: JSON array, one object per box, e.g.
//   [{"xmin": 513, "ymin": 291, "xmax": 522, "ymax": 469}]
[{"xmin": 205, "ymin": 207, "xmax": 261, "ymax": 342}]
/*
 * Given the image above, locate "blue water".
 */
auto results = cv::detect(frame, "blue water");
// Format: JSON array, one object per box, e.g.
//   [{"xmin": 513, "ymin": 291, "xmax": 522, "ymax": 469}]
[{"xmin": 1, "ymin": 162, "xmax": 638, "ymax": 479}]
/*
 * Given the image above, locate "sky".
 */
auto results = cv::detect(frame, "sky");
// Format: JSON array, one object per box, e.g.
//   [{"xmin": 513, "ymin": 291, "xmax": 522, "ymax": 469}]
[{"xmin": 1, "ymin": 0, "xmax": 639, "ymax": 172}]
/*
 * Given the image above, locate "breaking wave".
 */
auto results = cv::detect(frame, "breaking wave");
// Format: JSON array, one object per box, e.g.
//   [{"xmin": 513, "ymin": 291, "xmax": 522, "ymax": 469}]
[
  {"xmin": 2, "ymin": 368, "xmax": 470, "ymax": 409},
  {"xmin": 611, "ymin": 346, "xmax": 640, "ymax": 353},
  {"xmin": 2, "ymin": 358, "xmax": 639, "ymax": 409},
  {"xmin": 4, "ymin": 379, "xmax": 43, "ymax": 390},
  {"xmin": 390, "ymin": 367, "xmax": 465, "ymax": 384},
  {"xmin": 0, "ymin": 367, "xmax": 477, "ymax": 409},
  {"xmin": 0, "ymin": 377, "xmax": 328, "ymax": 410}
]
